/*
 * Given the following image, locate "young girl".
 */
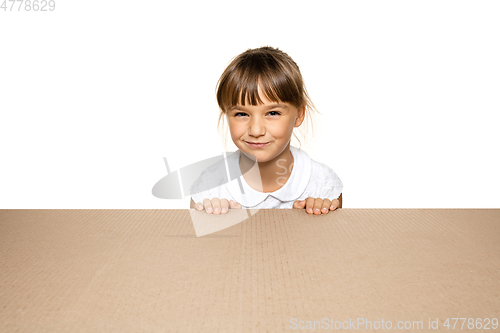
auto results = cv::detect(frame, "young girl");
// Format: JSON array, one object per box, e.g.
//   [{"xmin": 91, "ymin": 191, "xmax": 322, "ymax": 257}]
[{"xmin": 190, "ymin": 46, "xmax": 343, "ymax": 215}]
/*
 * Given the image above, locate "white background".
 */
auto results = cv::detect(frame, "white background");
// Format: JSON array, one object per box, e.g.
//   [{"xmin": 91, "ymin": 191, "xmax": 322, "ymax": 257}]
[{"xmin": 1, "ymin": 0, "xmax": 499, "ymax": 208}]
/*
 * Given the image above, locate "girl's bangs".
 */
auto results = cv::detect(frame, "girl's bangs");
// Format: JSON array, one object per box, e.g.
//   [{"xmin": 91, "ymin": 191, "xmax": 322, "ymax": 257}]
[
  {"xmin": 217, "ymin": 47, "xmax": 304, "ymax": 112},
  {"xmin": 220, "ymin": 70, "xmax": 301, "ymax": 112},
  {"xmin": 223, "ymin": 76, "xmax": 283, "ymax": 111}
]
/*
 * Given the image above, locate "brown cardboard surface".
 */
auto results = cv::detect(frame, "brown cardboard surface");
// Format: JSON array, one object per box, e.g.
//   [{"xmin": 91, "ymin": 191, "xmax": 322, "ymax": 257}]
[{"xmin": 0, "ymin": 209, "xmax": 499, "ymax": 332}]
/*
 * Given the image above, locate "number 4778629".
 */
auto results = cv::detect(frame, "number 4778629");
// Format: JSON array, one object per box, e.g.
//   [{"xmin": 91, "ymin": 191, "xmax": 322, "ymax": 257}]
[
  {"xmin": 1, "ymin": 0, "xmax": 56, "ymax": 11},
  {"xmin": 443, "ymin": 318, "xmax": 498, "ymax": 330}
]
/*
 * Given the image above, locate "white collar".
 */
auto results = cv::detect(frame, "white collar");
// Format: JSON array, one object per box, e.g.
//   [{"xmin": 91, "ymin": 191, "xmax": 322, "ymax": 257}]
[{"xmin": 224, "ymin": 146, "xmax": 312, "ymax": 207}]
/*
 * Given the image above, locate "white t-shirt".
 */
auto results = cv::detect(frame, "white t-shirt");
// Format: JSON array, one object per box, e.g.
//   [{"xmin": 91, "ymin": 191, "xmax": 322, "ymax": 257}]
[{"xmin": 190, "ymin": 146, "xmax": 343, "ymax": 209}]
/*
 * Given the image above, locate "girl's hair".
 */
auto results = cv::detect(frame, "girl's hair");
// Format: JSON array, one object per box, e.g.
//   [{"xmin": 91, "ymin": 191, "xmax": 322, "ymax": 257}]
[{"xmin": 216, "ymin": 46, "xmax": 317, "ymax": 148}]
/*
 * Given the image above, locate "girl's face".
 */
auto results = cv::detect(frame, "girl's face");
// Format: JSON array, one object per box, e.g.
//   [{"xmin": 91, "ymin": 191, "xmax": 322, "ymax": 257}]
[{"xmin": 226, "ymin": 89, "xmax": 305, "ymax": 163}]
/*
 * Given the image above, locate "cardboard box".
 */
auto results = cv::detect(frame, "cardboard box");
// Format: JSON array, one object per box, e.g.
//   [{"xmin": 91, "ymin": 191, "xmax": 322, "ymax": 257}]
[{"xmin": 0, "ymin": 209, "xmax": 499, "ymax": 331}]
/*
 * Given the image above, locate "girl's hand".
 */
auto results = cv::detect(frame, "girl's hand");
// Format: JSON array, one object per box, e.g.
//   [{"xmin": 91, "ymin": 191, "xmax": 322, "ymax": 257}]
[
  {"xmin": 293, "ymin": 197, "xmax": 340, "ymax": 215},
  {"xmin": 194, "ymin": 198, "xmax": 242, "ymax": 214}
]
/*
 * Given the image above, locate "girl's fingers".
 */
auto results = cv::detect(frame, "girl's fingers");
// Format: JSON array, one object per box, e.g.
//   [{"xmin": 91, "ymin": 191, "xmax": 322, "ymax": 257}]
[
  {"xmin": 312, "ymin": 198, "xmax": 324, "ymax": 215},
  {"xmin": 200, "ymin": 198, "xmax": 240, "ymax": 214},
  {"xmin": 203, "ymin": 198, "xmax": 213, "ymax": 214},
  {"xmin": 211, "ymin": 198, "xmax": 221, "ymax": 215},
  {"xmin": 305, "ymin": 197, "xmax": 315, "ymax": 214},
  {"xmin": 220, "ymin": 198, "xmax": 229, "ymax": 214},
  {"xmin": 293, "ymin": 200, "xmax": 306, "ymax": 209},
  {"xmin": 330, "ymin": 199, "xmax": 340, "ymax": 211},
  {"xmin": 302, "ymin": 198, "xmax": 335, "ymax": 215},
  {"xmin": 229, "ymin": 200, "xmax": 242, "ymax": 209},
  {"xmin": 321, "ymin": 199, "xmax": 332, "ymax": 214},
  {"xmin": 201, "ymin": 197, "xmax": 336, "ymax": 215}
]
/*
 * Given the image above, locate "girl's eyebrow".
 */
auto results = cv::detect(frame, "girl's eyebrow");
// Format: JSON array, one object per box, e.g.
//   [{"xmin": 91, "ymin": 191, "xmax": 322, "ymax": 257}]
[
  {"xmin": 264, "ymin": 104, "xmax": 288, "ymax": 110},
  {"xmin": 229, "ymin": 104, "xmax": 288, "ymax": 111}
]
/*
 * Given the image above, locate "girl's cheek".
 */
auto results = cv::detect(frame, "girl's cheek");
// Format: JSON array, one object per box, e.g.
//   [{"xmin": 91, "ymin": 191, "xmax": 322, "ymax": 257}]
[
  {"xmin": 270, "ymin": 123, "xmax": 293, "ymax": 138},
  {"xmin": 229, "ymin": 122, "xmax": 246, "ymax": 134},
  {"xmin": 228, "ymin": 125, "xmax": 243, "ymax": 141}
]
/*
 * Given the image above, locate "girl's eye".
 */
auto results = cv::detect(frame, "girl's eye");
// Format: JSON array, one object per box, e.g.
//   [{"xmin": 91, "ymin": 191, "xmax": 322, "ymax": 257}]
[{"xmin": 233, "ymin": 111, "xmax": 280, "ymax": 117}]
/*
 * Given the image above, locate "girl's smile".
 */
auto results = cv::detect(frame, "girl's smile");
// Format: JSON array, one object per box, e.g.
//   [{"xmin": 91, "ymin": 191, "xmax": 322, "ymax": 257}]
[{"xmin": 244, "ymin": 141, "xmax": 270, "ymax": 149}]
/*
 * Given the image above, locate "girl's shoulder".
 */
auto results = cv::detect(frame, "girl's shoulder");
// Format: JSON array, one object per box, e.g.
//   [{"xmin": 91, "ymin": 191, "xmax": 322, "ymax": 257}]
[
  {"xmin": 310, "ymin": 159, "xmax": 341, "ymax": 179},
  {"xmin": 291, "ymin": 146, "xmax": 339, "ymax": 178},
  {"xmin": 298, "ymin": 151, "xmax": 343, "ymax": 200},
  {"xmin": 189, "ymin": 156, "xmax": 229, "ymax": 195}
]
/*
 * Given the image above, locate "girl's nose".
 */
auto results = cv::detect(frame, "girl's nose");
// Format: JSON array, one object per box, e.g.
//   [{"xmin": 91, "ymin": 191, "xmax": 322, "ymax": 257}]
[{"xmin": 248, "ymin": 118, "xmax": 265, "ymax": 137}]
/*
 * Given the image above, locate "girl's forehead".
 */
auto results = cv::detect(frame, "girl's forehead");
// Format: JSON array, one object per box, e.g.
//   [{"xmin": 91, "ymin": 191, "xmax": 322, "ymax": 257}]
[
  {"xmin": 237, "ymin": 87, "xmax": 284, "ymax": 106},
  {"xmin": 229, "ymin": 102, "xmax": 290, "ymax": 111},
  {"xmin": 221, "ymin": 79, "xmax": 301, "ymax": 113},
  {"xmin": 232, "ymin": 89, "xmax": 288, "ymax": 109}
]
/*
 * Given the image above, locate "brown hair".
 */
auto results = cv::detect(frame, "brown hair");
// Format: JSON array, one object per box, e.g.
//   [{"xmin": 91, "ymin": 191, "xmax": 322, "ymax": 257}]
[{"xmin": 216, "ymin": 46, "xmax": 317, "ymax": 147}]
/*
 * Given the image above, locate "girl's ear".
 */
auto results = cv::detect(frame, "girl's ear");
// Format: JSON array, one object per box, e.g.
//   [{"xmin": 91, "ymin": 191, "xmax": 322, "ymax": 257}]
[{"xmin": 294, "ymin": 106, "xmax": 306, "ymax": 127}]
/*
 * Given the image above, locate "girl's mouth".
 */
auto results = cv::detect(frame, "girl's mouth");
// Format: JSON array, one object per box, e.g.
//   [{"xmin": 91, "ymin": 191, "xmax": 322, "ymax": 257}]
[{"xmin": 245, "ymin": 141, "xmax": 270, "ymax": 149}]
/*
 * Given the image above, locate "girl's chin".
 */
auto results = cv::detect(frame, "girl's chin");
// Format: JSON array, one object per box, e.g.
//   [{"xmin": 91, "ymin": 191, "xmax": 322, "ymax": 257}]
[
  {"xmin": 239, "ymin": 150, "xmax": 259, "ymax": 161},
  {"xmin": 238, "ymin": 142, "xmax": 289, "ymax": 161},
  {"xmin": 240, "ymin": 151, "xmax": 276, "ymax": 164}
]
